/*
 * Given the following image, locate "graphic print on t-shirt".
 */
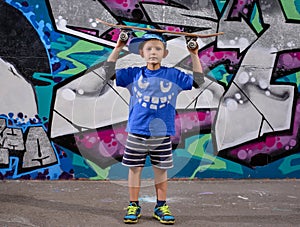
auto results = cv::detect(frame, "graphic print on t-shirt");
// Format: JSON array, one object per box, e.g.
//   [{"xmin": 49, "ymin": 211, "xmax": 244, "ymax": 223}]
[{"xmin": 133, "ymin": 74, "xmax": 175, "ymax": 110}]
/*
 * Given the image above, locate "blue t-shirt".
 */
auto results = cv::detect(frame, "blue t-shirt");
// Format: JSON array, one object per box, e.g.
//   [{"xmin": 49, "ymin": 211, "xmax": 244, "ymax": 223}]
[{"xmin": 116, "ymin": 66, "xmax": 193, "ymax": 136}]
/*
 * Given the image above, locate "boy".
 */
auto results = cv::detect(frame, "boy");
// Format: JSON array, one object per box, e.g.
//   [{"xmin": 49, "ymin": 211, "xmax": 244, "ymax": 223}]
[{"xmin": 104, "ymin": 32, "xmax": 204, "ymax": 224}]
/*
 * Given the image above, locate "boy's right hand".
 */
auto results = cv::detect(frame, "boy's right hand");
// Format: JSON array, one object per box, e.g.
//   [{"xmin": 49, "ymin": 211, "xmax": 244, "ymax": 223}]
[
  {"xmin": 107, "ymin": 31, "xmax": 128, "ymax": 62},
  {"xmin": 115, "ymin": 30, "xmax": 130, "ymax": 48},
  {"xmin": 116, "ymin": 38, "xmax": 128, "ymax": 48}
]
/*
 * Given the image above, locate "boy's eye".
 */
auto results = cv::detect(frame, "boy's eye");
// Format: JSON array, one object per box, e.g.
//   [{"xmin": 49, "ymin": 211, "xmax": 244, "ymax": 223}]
[{"xmin": 146, "ymin": 47, "xmax": 162, "ymax": 51}]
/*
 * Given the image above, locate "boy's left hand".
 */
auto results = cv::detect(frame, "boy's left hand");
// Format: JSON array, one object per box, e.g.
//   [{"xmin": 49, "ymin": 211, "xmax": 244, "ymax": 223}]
[
  {"xmin": 188, "ymin": 46, "xmax": 199, "ymax": 55},
  {"xmin": 185, "ymin": 37, "xmax": 199, "ymax": 54}
]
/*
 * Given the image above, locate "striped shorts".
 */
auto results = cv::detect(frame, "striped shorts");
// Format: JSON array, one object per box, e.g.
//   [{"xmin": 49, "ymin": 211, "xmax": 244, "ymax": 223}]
[{"xmin": 122, "ymin": 133, "xmax": 173, "ymax": 169}]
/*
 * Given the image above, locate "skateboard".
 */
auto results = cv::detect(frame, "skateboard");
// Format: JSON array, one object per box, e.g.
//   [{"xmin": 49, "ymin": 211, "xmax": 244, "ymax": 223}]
[{"xmin": 96, "ymin": 18, "xmax": 224, "ymax": 49}]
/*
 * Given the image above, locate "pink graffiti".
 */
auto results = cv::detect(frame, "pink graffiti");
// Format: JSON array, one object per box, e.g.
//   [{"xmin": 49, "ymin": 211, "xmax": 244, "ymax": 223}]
[
  {"xmin": 75, "ymin": 110, "xmax": 215, "ymax": 158},
  {"xmin": 172, "ymin": 110, "xmax": 216, "ymax": 144},
  {"xmin": 102, "ymin": 0, "xmax": 166, "ymax": 10},
  {"xmin": 231, "ymin": 0, "xmax": 255, "ymax": 18},
  {"xmin": 277, "ymin": 52, "xmax": 300, "ymax": 71},
  {"xmin": 199, "ymin": 46, "xmax": 240, "ymax": 71},
  {"xmin": 75, "ymin": 126, "xmax": 127, "ymax": 158}
]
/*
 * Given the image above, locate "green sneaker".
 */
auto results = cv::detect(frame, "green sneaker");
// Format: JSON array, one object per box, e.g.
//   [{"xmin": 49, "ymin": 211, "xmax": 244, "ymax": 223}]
[
  {"xmin": 124, "ymin": 202, "xmax": 141, "ymax": 224},
  {"xmin": 153, "ymin": 204, "xmax": 175, "ymax": 225}
]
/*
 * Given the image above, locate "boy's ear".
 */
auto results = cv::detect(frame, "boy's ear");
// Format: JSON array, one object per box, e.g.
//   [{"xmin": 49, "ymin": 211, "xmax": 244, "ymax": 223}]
[
  {"xmin": 139, "ymin": 49, "xmax": 144, "ymax": 57},
  {"xmin": 163, "ymin": 49, "xmax": 169, "ymax": 58}
]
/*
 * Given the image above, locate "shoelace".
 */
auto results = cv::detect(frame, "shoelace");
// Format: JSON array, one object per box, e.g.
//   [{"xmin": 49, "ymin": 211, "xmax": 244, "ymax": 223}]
[
  {"xmin": 125, "ymin": 205, "xmax": 139, "ymax": 215},
  {"xmin": 158, "ymin": 205, "xmax": 172, "ymax": 216}
]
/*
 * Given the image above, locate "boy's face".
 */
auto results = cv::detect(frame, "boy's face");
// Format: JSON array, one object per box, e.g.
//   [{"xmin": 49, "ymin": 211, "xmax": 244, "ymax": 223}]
[{"xmin": 139, "ymin": 39, "xmax": 168, "ymax": 68}]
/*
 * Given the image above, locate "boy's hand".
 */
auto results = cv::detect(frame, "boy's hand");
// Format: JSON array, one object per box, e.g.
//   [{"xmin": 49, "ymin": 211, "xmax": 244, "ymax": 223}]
[
  {"xmin": 107, "ymin": 32, "xmax": 128, "ymax": 62},
  {"xmin": 115, "ymin": 30, "xmax": 130, "ymax": 48},
  {"xmin": 188, "ymin": 45, "xmax": 199, "ymax": 55},
  {"xmin": 185, "ymin": 37, "xmax": 199, "ymax": 55},
  {"xmin": 115, "ymin": 38, "xmax": 127, "ymax": 49},
  {"xmin": 186, "ymin": 36, "xmax": 203, "ymax": 76}
]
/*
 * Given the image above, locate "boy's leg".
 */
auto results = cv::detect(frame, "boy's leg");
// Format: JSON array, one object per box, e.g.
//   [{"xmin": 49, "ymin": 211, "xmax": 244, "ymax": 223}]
[
  {"xmin": 123, "ymin": 134, "xmax": 146, "ymax": 201},
  {"xmin": 122, "ymin": 133, "xmax": 149, "ymax": 224},
  {"xmin": 149, "ymin": 136, "xmax": 172, "ymax": 200},
  {"xmin": 153, "ymin": 166, "xmax": 167, "ymax": 201},
  {"xmin": 153, "ymin": 166, "xmax": 175, "ymax": 224},
  {"xmin": 128, "ymin": 166, "xmax": 143, "ymax": 201},
  {"xmin": 124, "ymin": 166, "xmax": 143, "ymax": 224}
]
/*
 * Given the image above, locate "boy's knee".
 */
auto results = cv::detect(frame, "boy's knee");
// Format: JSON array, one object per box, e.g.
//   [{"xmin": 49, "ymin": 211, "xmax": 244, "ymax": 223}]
[{"xmin": 129, "ymin": 166, "xmax": 143, "ymax": 173}]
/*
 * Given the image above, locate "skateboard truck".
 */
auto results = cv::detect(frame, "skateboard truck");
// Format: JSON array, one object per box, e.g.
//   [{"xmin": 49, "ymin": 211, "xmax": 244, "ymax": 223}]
[
  {"xmin": 119, "ymin": 29, "xmax": 131, "ymax": 42},
  {"xmin": 185, "ymin": 36, "xmax": 198, "ymax": 50}
]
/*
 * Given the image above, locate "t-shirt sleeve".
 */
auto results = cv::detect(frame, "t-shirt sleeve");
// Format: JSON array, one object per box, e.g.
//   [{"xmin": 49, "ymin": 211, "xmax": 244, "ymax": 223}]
[
  {"xmin": 175, "ymin": 69, "xmax": 193, "ymax": 90},
  {"xmin": 116, "ymin": 67, "xmax": 135, "ymax": 87}
]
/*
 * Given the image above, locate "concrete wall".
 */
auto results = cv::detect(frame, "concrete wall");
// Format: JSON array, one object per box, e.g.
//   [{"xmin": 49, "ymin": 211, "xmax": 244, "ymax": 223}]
[{"xmin": 0, "ymin": 0, "xmax": 299, "ymax": 180}]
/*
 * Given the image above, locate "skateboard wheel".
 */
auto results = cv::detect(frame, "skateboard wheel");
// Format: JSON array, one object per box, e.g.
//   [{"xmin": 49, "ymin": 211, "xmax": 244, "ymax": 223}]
[
  {"xmin": 119, "ymin": 31, "xmax": 129, "ymax": 41},
  {"xmin": 187, "ymin": 40, "xmax": 198, "ymax": 50}
]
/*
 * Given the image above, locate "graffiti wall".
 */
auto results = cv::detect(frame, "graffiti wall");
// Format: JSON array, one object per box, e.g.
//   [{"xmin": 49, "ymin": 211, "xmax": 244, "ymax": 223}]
[{"xmin": 1, "ymin": 0, "xmax": 300, "ymax": 180}]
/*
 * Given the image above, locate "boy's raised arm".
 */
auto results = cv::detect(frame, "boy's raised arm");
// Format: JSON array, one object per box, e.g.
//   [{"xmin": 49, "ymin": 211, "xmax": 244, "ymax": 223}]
[
  {"xmin": 187, "ymin": 42, "xmax": 205, "ymax": 88},
  {"xmin": 102, "ymin": 39, "xmax": 127, "ymax": 81},
  {"xmin": 107, "ymin": 39, "xmax": 127, "ymax": 62}
]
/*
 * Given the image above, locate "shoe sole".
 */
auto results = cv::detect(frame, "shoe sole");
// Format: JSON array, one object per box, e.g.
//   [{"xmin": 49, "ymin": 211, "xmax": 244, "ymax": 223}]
[
  {"xmin": 124, "ymin": 214, "xmax": 141, "ymax": 224},
  {"xmin": 153, "ymin": 214, "xmax": 175, "ymax": 225}
]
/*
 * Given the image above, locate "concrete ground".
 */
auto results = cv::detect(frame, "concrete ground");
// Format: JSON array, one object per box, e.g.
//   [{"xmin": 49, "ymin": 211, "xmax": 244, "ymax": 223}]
[{"xmin": 0, "ymin": 179, "xmax": 300, "ymax": 227}]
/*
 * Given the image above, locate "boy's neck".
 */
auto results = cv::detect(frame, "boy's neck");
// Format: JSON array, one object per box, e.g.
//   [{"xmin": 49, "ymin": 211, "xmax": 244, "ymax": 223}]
[{"xmin": 146, "ymin": 63, "xmax": 161, "ymax": 70}]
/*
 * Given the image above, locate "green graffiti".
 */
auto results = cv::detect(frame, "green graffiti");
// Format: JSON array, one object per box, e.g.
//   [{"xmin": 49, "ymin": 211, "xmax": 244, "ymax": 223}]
[
  {"xmin": 250, "ymin": 3, "xmax": 263, "ymax": 33},
  {"xmin": 186, "ymin": 134, "xmax": 211, "ymax": 158},
  {"xmin": 178, "ymin": 135, "xmax": 243, "ymax": 178},
  {"xmin": 70, "ymin": 152, "xmax": 109, "ymax": 179},
  {"xmin": 208, "ymin": 64, "xmax": 232, "ymax": 85},
  {"xmin": 56, "ymin": 40, "xmax": 105, "ymax": 75},
  {"xmin": 276, "ymin": 71, "xmax": 300, "ymax": 92},
  {"xmin": 280, "ymin": 0, "xmax": 300, "ymax": 20},
  {"xmin": 278, "ymin": 153, "xmax": 300, "ymax": 175},
  {"xmin": 297, "ymin": 71, "xmax": 300, "ymax": 90},
  {"xmin": 124, "ymin": 22, "xmax": 153, "ymax": 37},
  {"xmin": 86, "ymin": 160, "xmax": 110, "ymax": 180}
]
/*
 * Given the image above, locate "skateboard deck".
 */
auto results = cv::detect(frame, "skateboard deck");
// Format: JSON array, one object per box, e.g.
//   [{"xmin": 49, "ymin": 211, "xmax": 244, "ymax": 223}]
[{"xmin": 96, "ymin": 18, "xmax": 224, "ymax": 39}]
